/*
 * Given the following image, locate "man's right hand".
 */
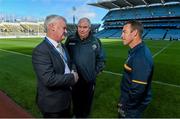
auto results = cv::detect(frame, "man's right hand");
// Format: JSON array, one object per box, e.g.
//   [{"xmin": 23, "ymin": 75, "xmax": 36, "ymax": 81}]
[{"xmin": 71, "ymin": 70, "xmax": 79, "ymax": 82}]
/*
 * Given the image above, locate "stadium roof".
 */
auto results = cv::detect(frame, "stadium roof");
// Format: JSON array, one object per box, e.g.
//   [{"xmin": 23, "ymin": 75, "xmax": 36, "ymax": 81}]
[{"xmin": 88, "ymin": 0, "xmax": 180, "ymax": 10}]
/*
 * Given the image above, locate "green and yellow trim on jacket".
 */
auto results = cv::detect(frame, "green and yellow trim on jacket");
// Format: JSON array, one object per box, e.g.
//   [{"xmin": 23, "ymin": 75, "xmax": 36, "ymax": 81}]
[
  {"xmin": 132, "ymin": 80, "xmax": 147, "ymax": 85},
  {"xmin": 124, "ymin": 64, "xmax": 132, "ymax": 72}
]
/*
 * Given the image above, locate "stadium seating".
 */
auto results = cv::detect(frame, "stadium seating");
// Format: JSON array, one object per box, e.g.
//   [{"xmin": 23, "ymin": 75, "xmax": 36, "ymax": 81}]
[
  {"xmin": 166, "ymin": 29, "xmax": 180, "ymax": 39},
  {"xmin": 0, "ymin": 22, "xmax": 100, "ymax": 38},
  {"xmin": 91, "ymin": 1, "xmax": 180, "ymax": 40},
  {"xmin": 144, "ymin": 29, "xmax": 167, "ymax": 40}
]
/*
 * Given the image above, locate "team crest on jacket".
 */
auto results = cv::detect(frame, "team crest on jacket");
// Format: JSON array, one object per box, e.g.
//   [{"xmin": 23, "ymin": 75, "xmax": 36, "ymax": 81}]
[{"xmin": 92, "ymin": 44, "xmax": 97, "ymax": 50}]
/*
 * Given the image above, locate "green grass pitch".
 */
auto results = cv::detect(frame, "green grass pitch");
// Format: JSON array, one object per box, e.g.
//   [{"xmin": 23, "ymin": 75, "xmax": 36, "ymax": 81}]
[{"xmin": 0, "ymin": 38, "xmax": 180, "ymax": 117}]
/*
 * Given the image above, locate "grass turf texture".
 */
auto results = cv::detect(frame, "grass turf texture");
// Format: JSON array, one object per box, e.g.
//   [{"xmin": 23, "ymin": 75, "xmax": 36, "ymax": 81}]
[{"xmin": 0, "ymin": 38, "xmax": 180, "ymax": 117}]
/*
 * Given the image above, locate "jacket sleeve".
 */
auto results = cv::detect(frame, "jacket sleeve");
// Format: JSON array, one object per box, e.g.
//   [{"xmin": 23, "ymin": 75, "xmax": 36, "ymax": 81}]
[
  {"xmin": 95, "ymin": 38, "xmax": 106, "ymax": 75},
  {"xmin": 32, "ymin": 46, "xmax": 76, "ymax": 88},
  {"xmin": 125, "ymin": 56, "xmax": 152, "ymax": 109}
]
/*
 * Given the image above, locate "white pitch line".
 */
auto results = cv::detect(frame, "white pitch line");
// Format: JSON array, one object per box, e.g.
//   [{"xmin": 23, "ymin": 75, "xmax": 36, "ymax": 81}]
[
  {"xmin": 152, "ymin": 80, "xmax": 180, "ymax": 88},
  {"xmin": 102, "ymin": 70, "xmax": 180, "ymax": 88},
  {"xmin": 0, "ymin": 48, "xmax": 179, "ymax": 88},
  {"xmin": 153, "ymin": 41, "xmax": 173, "ymax": 58},
  {"xmin": 0, "ymin": 48, "xmax": 31, "ymax": 57},
  {"xmin": 103, "ymin": 70, "xmax": 122, "ymax": 76}
]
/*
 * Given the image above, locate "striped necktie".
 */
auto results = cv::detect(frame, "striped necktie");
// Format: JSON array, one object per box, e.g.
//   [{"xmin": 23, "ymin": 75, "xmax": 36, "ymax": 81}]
[{"xmin": 57, "ymin": 43, "xmax": 67, "ymax": 62}]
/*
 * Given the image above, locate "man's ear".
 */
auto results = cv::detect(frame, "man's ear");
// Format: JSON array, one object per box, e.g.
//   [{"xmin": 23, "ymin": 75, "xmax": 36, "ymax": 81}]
[
  {"xmin": 133, "ymin": 29, "xmax": 138, "ymax": 37},
  {"xmin": 49, "ymin": 23, "xmax": 55, "ymax": 31}
]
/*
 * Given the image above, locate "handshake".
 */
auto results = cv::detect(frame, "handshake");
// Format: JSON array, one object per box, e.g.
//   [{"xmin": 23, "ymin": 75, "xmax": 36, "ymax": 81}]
[{"xmin": 71, "ymin": 70, "xmax": 79, "ymax": 83}]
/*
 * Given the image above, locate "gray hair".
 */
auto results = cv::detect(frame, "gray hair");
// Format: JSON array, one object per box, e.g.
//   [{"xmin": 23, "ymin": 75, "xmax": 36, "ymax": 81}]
[
  {"xmin": 78, "ymin": 17, "xmax": 91, "ymax": 28},
  {"xmin": 44, "ymin": 15, "xmax": 66, "ymax": 33}
]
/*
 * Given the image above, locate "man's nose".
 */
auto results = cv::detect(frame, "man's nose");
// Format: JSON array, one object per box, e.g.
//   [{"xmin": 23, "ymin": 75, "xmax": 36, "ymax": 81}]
[
  {"xmin": 64, "ymin": 29, "xmax": 67, "ymax": 34},
  {"xmin": 80, "ymin": 28, "xmax": 84, "ymax": 32}
]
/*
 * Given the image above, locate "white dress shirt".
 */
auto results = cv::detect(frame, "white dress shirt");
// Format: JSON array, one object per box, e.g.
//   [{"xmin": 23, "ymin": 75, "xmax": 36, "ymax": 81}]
[{"xmin": 46, "ymin": 36, "xmax": 70, "ymax": 74}]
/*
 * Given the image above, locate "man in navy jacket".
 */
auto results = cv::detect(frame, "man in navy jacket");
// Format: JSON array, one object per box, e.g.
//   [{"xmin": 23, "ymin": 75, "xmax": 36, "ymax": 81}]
[
  {"xmin": 65, "ymin": 17, "xmax": 105, "ymax": 118},
  {"xmin": 118, "ymin": 20, "xmax": 154, "ymax": 118}
]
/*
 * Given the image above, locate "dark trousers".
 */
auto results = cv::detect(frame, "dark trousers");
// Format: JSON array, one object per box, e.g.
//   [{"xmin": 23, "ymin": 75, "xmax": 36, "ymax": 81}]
[
  {"xmin": 72, "ymin": 77, "xmax": 95, "ymax": 118},
  {"xmin": 42, "ymin": 108, "xmax": 70, "ymax": 118}
]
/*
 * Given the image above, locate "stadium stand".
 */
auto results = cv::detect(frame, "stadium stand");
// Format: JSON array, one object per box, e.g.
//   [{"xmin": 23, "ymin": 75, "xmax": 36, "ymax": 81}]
[
  {"xmin": 0, "ymin": 22, "xmax": 100, "ymax": 38},
  {"xmin": 89, "ymin": 0, "xmax": 180, "ymax": 40},
  {"xmin": 0, "ymin": 22, "xmax": 46, "ymax": 38}
]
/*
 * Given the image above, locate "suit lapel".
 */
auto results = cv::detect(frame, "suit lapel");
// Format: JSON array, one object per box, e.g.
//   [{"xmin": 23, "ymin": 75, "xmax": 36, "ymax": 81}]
[{"xmin": 44, "ymin": 38, "xmax": 65, "ymax": 64}]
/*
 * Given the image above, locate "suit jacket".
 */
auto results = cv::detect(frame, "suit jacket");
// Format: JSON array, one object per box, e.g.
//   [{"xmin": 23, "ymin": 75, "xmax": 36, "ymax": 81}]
[{"xmin": 32, "ymin": 37, "xmax": 76, "ymax": 113}]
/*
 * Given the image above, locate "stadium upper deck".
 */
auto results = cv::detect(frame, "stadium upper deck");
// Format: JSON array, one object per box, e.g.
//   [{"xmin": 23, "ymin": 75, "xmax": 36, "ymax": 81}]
[
  {"xmin": 89, "ymin": 0, "xmax": 180, "ymax": 40},
  {"xmin": 89, "ymin": 0, "xmax": 179, "ymax": 10}
]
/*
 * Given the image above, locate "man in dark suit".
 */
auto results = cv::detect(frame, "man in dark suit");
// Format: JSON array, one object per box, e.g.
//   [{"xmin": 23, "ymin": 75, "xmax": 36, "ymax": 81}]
[{"xmin": 32, "ymin": 15, "xmax": 79, "ymax": 118}]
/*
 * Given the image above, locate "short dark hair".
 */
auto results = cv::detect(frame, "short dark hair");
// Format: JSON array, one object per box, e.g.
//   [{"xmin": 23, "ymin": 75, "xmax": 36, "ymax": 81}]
[{"xmin": 124, "ymin": 20, "xmax": 144, "ymax": 37}]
